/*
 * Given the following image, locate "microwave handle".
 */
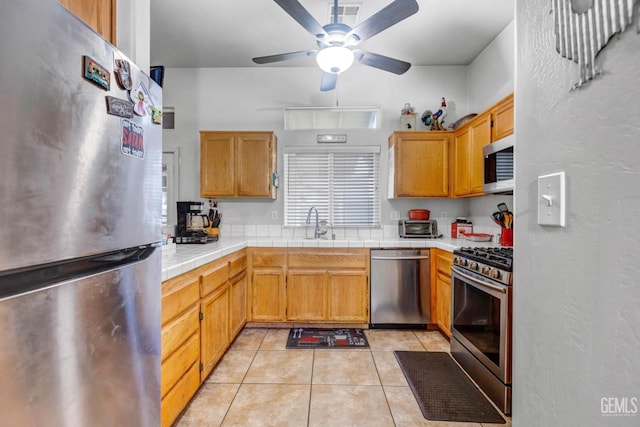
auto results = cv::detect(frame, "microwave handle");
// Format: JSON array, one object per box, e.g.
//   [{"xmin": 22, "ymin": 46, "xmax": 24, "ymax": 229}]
[{"xmin": 483, "ymin": 134, "xmax": 514, "ymax": 156}]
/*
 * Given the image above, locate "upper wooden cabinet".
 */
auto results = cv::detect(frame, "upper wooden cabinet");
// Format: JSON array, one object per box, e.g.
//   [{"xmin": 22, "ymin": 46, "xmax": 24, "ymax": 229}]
[
  {"xmin": 200, "ymin": 131, "xmax": 277, "ymax": 199},
  {"xmin": 59, "ymin": 0, "xmax": 116, "ymax": 44},
  {"xmin": 491, "ymin": 93, "xmax": 515, "ymax": 141},
  {"xmin": 451, "ymin": 93, "xmax": 514, "ymax": 198},
  {"xmin": 452, "ymin": 112, "xmax": 491, "ymax": 198},
  {"xmin": 389, "ymin": 131, "xmax": 450, "ymax": 198}
]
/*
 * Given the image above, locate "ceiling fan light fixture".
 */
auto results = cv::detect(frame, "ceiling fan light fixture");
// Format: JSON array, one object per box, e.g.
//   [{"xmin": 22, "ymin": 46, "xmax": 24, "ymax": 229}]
[{"xmin": 316, "ymin": 46, "xmax": 354, "ymax": 74}]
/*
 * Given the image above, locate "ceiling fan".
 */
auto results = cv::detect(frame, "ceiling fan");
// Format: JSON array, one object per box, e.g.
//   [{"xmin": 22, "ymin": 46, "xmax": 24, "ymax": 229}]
[{"xmin": 252, "ymin": 0, "xmax": 419, "ymax": 91}]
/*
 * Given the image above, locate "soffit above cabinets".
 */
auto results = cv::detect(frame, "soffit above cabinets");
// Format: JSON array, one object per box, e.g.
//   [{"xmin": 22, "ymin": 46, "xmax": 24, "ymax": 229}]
[{"xmin": 284, "ymin": 107, "xmax": 380, "ymax": 130}]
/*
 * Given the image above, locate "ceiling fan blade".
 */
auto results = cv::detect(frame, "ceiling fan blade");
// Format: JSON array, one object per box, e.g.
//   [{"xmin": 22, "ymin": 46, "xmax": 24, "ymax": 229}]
[
  {"xmin": 346, "ymin": 0, "xmax": 419, "ymax": 43},
  {"xmin": 274, "ymin": 0, "xmax": 329, "ymax": 39},
  {"xmin": 354, "ymin": 50, "xmax": 411, "ymax": 75},
  {"xmin": 252, "ymin": 50, "xmax": 317, "ymax": 64},
  {"xmin": 320, "ymin": 73, "xmax": 338, "ymax": 91}
]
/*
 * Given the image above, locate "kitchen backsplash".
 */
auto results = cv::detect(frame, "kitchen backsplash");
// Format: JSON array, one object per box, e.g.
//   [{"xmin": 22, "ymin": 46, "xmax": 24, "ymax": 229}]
[{"xmin": 216, "ymin": 222, "xmax": 502, "ymax": 240}]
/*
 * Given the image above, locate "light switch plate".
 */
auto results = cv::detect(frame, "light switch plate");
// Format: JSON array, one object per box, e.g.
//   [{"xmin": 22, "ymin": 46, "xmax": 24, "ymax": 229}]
[{"xmin": 537, "ymin": 172, "xmax": 566, "ymax": 227}]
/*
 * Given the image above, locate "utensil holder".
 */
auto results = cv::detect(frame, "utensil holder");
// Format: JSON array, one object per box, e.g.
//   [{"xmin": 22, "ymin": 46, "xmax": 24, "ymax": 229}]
[{"xmin": 500, "ymin": 228, "xmax": 513, "ymax": 247}]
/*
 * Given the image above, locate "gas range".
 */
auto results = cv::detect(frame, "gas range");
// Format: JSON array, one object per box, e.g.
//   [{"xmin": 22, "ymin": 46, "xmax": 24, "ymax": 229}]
[{"xmin": 452, "ymin": 247, "xmax": 513, "ymax": 285}]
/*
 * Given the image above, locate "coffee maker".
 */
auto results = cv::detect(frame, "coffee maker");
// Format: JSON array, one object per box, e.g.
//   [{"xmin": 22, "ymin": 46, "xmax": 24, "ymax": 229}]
[{"xmin": 175, "ymin": 201, "xmax": 215, "ymax": 244}]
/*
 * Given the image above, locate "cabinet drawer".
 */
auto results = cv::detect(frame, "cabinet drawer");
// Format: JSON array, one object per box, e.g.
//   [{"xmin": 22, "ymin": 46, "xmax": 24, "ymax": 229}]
[
  {"xmin": 229, "ymin": 252, "xmax": 247, "ymax": 278},
  {"xmin": 162, "ymin": 275, "xmax": 200, "ymax": 326},
  {"xmin": 250, "ymin": 248, "xmax": 286, "ymax": 267},
  {"xmin": 161, "ymin": 331, "xmax": 199, "ymax": 398},
  {"xmin": 201, "ymin": 259, "xmax": 228, "ymax": 296},
  {"xmin": 288, "ymin": 249, "xmax": 367, "ymax": 269},
  {"xmin": 435, "ymin": 250, "xmax": 453, "ymax": 274},
  {"xmin": 161, "ymin": 306, "xmax": 199, "ymax": 362},
  {"xmin": 161, "ymin": 359, "xmax": 200, "ymax": 427}
]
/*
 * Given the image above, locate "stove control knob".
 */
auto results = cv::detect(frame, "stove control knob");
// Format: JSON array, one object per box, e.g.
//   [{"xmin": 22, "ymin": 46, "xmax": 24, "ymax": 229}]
[
  {"xmin": 481, "ymin": 266, "xmax": 490, "ymax": 275},
  {"xmin": 469, "ymin": 262, "xmax": 479, "ymax": 271},
  {"xmin": 489, "ymin": 269, "xmax": 501, "ymax": 280},
  {"xmin": 459, "ymin": 258, "xmax": 467, "ymax": 267}
]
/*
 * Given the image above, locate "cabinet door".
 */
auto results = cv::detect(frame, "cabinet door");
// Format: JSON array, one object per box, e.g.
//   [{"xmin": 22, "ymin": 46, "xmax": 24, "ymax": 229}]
[
  {"xmin": 435, "ymin": 272, "xmax": 451, "ymax": 337},
  {"xmin": 236, "ymin": 134, "xmax": 274, "ymax": 197},
  {"xmin": 287, "ymin": 270, "xmax": 326, "ymax": 321},
  {"xmin": 200, "ymin": 132, "xmax": 235, "ymax": 197},
  {"xmin": 492, "ymin": 94, "xmax": 514, "ymax": 141},
  {"xmin": 250, "ymin": 269, "xmax": 286, "ymax": 321},
  {"xmin": 229, "ymin": 271, "xmax": 247, "ymax": 340},
  {"xmin": 327, "ymin": 271, "xmax": 368, "ymax": 322},
  {"xmin": 452, "ymin": 127, "xmax": 471, "ymax": 197},
  {"xmin": 468, "ymin": 114, "xmax": 491, "ymax": 195},
  {"xmin": 200, "ymin": 286, "xmax": 229, "ymax": 380},
  {"xmin": 393, "ymin": 132, "xmax": 450, "ymax": 197},
  {"xmin": 59, "ymin": 0, "xmax": 116, "ymax": 43}
]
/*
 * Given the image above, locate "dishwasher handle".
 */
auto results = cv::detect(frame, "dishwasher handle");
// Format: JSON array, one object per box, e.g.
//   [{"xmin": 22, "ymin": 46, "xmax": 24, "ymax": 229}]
[{"xmin": 370, "ymin": 255, "xmax": 430, "ymax": 261}]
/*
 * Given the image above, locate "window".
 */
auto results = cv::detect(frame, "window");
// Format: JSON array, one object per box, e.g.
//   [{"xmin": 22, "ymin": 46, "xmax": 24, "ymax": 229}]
[
  {"xmin": 284, "ymin": 147, "xmax": 380, "ymax": 227},
  {"xmin": 162, "ymin": 149, "xmax": 180, "ymax": 226}
]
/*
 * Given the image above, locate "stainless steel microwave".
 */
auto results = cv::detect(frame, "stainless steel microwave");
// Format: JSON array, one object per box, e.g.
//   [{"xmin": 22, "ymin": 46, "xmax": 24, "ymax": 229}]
[{"xmin": 483, "ymin": 134, "xmax": 514, "ymax": 194}]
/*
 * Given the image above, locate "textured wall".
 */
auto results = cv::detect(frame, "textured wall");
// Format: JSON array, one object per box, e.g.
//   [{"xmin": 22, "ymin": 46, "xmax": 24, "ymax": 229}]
[{"xmin": 514, "ymin": 1, "xmax": 640, "ymax": 425}]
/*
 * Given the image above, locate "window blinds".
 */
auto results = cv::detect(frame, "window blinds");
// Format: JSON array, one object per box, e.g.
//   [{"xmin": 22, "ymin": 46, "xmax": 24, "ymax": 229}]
[{"xmin": 284, "ymin": 150, "xmax": 380, "ymax": 227}]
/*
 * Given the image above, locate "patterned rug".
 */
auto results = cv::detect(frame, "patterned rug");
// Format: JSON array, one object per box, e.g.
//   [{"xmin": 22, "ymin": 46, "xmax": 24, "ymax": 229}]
[
  {"xmin": 286, "ymin": 328, "xmax": 369, "ymax": 349},
  {"xmin": 394, "ymin": 351, "xmax": 506, "ymax": 424}
]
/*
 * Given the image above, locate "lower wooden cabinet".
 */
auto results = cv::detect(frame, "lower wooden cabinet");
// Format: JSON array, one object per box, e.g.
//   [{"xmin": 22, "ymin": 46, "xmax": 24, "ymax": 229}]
[
  {"xmin": 248, "ymin": 248, "xmax": 287, "ymax": 321},
  {"xmin": 287, "ymin": 270, "xmax": 326, "ymax": 321},
  {"xmin": 161, "ymin": 249, "xmax": 247, "ymax": 427},
  {"xmin": 431, "ymin": 249, "xmax": 453, "ymax": 337},
  {"xmin": 328, "ymin": 270, "xmax": 368, "ymax": 322},
  {"xmin": 161, "ymin": 359, "xmax": 200, "ymax": 427},
  {"xmin": 249, "ymin": 248, "xmax": 369, "ymax": 324},
  {"xmin": 200, "ymin": 285, "xmax": 229, "ymax": 380},
  {"xmin": 287, "ymin": 249, "xmax": 369, "ymax": 323},
  {"xmin": 160, "ymin": 271, "xmax": 201, "ymax": 427},
  {"xmin": 229, "ymin": 271, "xmax": 248, "ymax": 338}
]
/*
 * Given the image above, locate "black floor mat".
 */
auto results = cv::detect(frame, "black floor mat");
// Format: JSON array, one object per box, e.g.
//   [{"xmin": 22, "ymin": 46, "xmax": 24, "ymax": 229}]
[
  {"xmin": 394, "ymin": 351, "xmax": 506, "ymax": 424},
  {"xmin": 286, "ymin": 328, "xmax": 369, "ymax": 349}
]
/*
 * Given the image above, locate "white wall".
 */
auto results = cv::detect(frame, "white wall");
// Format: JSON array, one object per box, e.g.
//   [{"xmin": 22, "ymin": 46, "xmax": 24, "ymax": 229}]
[
  {"xmin": 514, "ymin": 2, "xmax": 640, "ymax": 425},
  {"xmin": 467, "ymin": 20, "xmax": 516, "ymax": 113},
  {"xmin": 160, "ymin": 20, "xmax": 520, "ymax": 237},
  {"xmin": 467, "ymin": 20, "xmax": 516, "ymax": 235},
  {"xmin": 162, "ymin": 65, "xmax": 475, "ymax": 229},
  {"xmin": 116, "ymin": 0, "xmax": 150, "ymax": 73}
]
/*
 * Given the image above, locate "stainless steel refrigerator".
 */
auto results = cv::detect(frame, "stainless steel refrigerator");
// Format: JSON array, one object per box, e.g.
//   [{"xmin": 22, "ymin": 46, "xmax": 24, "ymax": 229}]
[{"xmin": 0, "ymin": 1, "xmax": 162, "ymax": 425}]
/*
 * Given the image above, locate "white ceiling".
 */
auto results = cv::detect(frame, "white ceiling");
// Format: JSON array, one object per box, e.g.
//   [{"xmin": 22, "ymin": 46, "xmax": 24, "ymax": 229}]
[{"xmin": 150, "ymin": 0, "xmax": 514, "ymax": 69}]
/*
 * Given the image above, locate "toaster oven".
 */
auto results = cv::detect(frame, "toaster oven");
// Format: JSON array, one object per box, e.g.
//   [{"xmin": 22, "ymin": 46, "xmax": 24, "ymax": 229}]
[{"xmin": 398, "ymin": 220, "xmax": 440, "ymax": 238}]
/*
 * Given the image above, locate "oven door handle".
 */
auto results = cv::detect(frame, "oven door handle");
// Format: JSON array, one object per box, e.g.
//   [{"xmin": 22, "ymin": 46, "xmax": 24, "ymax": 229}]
[
  {"xmin": 452, "ymin": 267, "xmax": 507, "ymax": 294},
  {"xmin": 371, "ymin": 256, "xmax": 430, "ymax": 260}
]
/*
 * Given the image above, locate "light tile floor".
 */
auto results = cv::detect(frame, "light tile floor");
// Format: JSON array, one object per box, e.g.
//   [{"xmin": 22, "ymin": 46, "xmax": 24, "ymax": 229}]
[{"xmin": 176, "ymin": 328, "xmax": 512, "ymax": 427}]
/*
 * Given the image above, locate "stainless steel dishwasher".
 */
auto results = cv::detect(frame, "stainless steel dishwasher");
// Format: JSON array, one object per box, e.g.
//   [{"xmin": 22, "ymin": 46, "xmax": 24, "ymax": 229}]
[{"xmin": 370, "ymin": 249, "xmax": 430, "ymax": 328}]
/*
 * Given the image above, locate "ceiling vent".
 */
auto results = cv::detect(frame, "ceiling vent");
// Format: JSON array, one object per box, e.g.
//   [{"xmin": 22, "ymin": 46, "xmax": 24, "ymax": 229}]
[{"xmin": 328, "ymin": 2, "xmax": 360, "ymax": 26}]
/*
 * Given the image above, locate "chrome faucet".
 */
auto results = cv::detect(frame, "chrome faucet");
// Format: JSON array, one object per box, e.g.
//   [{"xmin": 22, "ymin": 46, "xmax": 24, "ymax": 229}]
[{"xmin": 305, "ymin": 206, "xmax": 321, "ymax": 238}]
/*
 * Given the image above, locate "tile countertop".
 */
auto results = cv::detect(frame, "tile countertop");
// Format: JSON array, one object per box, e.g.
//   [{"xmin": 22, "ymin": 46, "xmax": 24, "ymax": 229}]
[{"xmin": 161, "ymin": 237, "xmax": 503, "ymax": 282}]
